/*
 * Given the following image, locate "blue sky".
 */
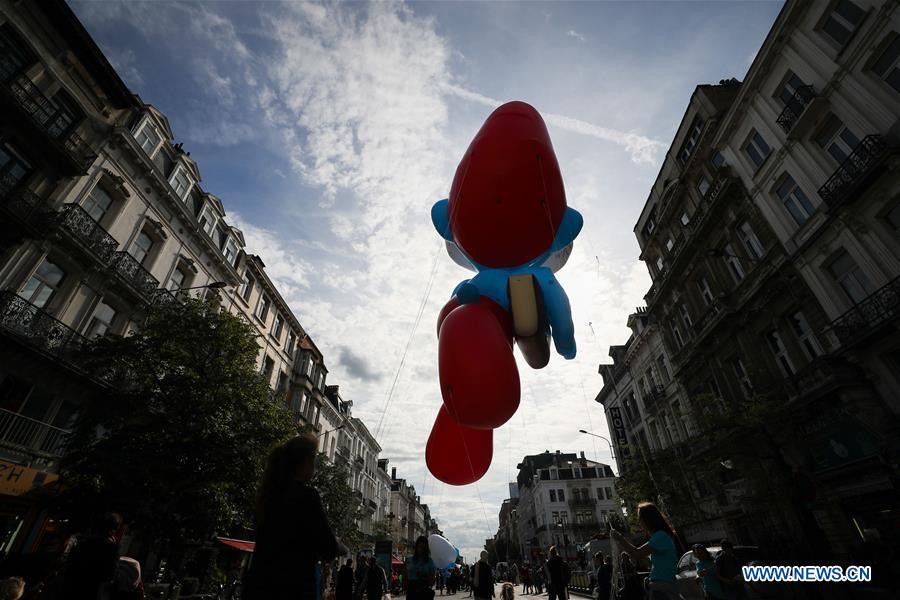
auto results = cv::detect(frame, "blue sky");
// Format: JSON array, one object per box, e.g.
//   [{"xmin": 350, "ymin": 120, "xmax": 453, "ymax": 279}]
[{"xmin": 71, "ymin": 0, "xmax": 783, "ymax": 560}]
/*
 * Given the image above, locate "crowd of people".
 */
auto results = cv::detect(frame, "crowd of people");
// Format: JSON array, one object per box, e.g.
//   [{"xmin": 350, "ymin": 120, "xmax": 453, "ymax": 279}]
[{"xmin": 0, "ymin": 435, "xmax": 752, "ymax": 600}]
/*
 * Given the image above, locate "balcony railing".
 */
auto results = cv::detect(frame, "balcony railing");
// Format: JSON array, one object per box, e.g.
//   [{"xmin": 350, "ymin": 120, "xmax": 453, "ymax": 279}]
[
  {"xmin": 830, "ymin": 275, "xmax": 900, "ymax": 347},
  {"xmin": 0, "ymin": 291, "xmax": 85, "ymax": 359},
  {"xmin": 3, "ymin": 76, "xmax": 94, "ymax": 171},
  {"xmin": 0, "ymin": 407, "xmax": 71, "ymax": 459},
  {"xmin": 775, "ymin": 86, "xmax": 816, "ymax": 134},
  {"xmin": 818, "ymin": 135, "xmax": 889, "ymax": 208},
  {"xmin": 642, "ymin": 385, "xmax": 666, "ymax": 409},
  {"xmin": 55, "ymin": 203, "xmax": 119, "ymax": 264},
  {"xmin": 0, "ymin": 182, "xmax": 47, "ymax": 226},
  {"xmin": 110, "ymin": 251, "xmax": 160, "ymax": 298}
]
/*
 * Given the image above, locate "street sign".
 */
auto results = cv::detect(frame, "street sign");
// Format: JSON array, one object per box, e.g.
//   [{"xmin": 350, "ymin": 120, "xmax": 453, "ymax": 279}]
[{"xmin": 0, "ymin": 461, "xmax": 58, "ymax": 497}]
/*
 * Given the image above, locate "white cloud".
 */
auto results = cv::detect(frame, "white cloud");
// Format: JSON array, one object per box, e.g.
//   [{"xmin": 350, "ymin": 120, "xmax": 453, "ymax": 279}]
[
  {"xmin": 566, "ymin": 29, "xmax": 586, "ymax": 42},
  {"xmin": 442, "ymin": 84, "xmax": 665, "ymax": 165}
]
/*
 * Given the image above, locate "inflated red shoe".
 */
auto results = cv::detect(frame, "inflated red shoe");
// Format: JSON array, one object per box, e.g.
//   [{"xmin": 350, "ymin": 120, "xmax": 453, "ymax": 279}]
[
  {"xmin": 426, "ymin": 404, "xmax": 493, "ymax": 486},
  {"xmin": 438, "ymin": 301, "xmax": 520, "ymax": 430}
]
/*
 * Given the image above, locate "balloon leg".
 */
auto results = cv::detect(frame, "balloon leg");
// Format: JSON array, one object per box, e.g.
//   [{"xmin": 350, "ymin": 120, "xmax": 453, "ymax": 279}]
[{"xmin": 426, "ymin": 404, "xmax": 493, "ymax": 485}]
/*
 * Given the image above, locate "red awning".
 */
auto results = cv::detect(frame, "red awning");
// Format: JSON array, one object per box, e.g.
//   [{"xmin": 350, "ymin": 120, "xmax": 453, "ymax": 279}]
[
  {"xmin": 217, "ymin": 537, "xmax": 255, "ymax": 552},
  {"xmin": 392, "ymin": 556, "xmax": 404, "ymax": 566}
]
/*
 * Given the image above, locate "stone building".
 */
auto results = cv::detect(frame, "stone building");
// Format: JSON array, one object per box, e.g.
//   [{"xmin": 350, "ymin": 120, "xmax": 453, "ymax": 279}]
[
  {"xmin": 514, "ymin": 451, "xmax": 618, "ymax": 563},
  {"xmin": 598, "ymin": 0, "xmax": 900, "ymax": 562}
]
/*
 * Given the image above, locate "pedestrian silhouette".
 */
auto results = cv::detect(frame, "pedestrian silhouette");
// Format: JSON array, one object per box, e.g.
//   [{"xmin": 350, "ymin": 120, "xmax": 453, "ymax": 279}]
[{"xmin": 62, "ymin": 512, "xmax": 122, "ymax": 600}]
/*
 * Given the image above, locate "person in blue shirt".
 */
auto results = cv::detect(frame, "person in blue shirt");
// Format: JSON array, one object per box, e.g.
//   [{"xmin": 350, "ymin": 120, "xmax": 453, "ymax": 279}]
[
  {"xmin": 406, "ymin": 537, "xmax": 437, "ymax": 600},
  {"xmin": 693, "ymin": 545, "xmax": 728, "ymax": 600},
  {"xmin": 611, "ymin": 502, "xmax": 681, "ymax": 600}
]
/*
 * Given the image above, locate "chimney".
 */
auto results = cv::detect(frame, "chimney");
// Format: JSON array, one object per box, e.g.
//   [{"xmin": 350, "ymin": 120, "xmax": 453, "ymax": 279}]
[
  {"xmin": 392, "ymin": 467, "xmax": 397, "ymax": 479},
  {"xmin": 580, "ymin": 451, "xmax": 585, "ymax": 460}
]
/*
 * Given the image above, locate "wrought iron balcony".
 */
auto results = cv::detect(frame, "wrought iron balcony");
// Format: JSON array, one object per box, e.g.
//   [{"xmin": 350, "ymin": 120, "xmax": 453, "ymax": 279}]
[
  {"xmin": 0, "ymin": 179, "xmax": 47, "ymax": 228},
  {"xmin": 110, "ymin": 251, "xmax": 160, "ymax": 298},
  {"xmin": 0, "ymin": 407, "xmax": 71, "ymax": 460},
  {"xmin": 642, "ymin": 385, "xmax": 666, "ymax": 409},
  {"xmin": 830, "ymin": 275, "xmax": 900, "ymax": 347},
  {"xmin": 151, "ymin": 289, "xmax": 180, "ymax": 307},
  {"xmin": 0, "ymin": 291, "xmax": 85, "ymax": 359},
  {"xmin": 775, "ymin": 86, "xmax": 816, "ymax": 134},
  {"xmin": 818, "ymin": 135, "xmax": 889, "ymax": 209},
  {"xmin": 2, "ymin": 76, "xmax": 95, "ymax": 172},
  {"xmin": 55, "ymin": 204, "xmax": 119, "ymax": 264}
]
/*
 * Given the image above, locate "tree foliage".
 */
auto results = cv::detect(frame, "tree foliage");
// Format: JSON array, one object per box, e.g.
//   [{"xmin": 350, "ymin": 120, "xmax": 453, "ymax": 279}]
[
  {"xmin": 59, "ymin": 298, "xmax": 295, "ymax": 543},
  {"xmin": 310, "ymin": 451, "xmax": 364, "ymax": 552}
]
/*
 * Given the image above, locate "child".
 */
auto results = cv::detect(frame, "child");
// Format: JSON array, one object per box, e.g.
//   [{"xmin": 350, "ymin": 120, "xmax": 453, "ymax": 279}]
[{"xmin": 501, "ymin": 582, "xmax": 515, "ymax": 600}]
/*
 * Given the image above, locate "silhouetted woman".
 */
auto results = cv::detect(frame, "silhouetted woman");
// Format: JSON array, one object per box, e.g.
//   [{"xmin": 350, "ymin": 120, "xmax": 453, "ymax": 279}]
[
  {"xmin": 406, "ymin": 536, "xmax": 436, "ymax": 600},
  {"xmin": 611, "ymin": 502, "xmax": 681, "ymax": 600},
  {"xmin": 243, "ymin": 434, "xmax": 341, "ymax": 600}
]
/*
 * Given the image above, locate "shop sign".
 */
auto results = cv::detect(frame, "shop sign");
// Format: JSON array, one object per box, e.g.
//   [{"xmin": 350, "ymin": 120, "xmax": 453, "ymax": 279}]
[
  {"xmin": 0, "ymin": 460, "xmax": 58, "ymax": 497},
  {"xmin": 608, "ymin": 407, "xmax": 630, "ymax": 459}
]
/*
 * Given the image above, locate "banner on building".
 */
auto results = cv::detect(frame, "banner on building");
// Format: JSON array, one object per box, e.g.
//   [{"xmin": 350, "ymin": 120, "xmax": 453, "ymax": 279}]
[
  {"xmin": 607, "ymin": 408, "xmax": 630, "ymax": 460},
  {"xmin": 0, "ymin": 461, "xmax": 58, "ymax": 497}
]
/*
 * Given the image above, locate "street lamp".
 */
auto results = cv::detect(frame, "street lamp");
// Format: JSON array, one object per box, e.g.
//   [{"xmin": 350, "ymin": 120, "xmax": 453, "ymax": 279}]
[{"xmin": 578, "ymin": 430, "xmax": 617, "ymax": 475}]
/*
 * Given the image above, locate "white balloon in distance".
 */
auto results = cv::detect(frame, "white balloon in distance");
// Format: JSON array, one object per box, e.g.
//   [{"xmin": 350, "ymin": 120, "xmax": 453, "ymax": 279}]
[{"xmin": 428, "ymin": 534, "xmax": 457, "ymax": 569}]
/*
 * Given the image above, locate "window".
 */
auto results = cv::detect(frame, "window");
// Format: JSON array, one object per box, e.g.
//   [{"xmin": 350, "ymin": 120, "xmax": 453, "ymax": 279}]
[
  {"xmin": 240, "ymin": 273, "xmax": 255, "ymax": 301},
  {"xmin": 678, "ymin": 116, "xmax": 704, "ymax": 165},
  {"xmin": 558, "ymin": 489, "xmax": 565, "ymax": 502},
  {"xmin": 605, "ymin": 487, "xmax": 613, "ymax": 499},
  {"xmin": 680, "ymin": 303, "xmax": 693, "ymax": 329},
  {"xmin": 549, "ymin": 490, "xmax": 557, "ymax": 502},
  {"xmin": 885, "ymin": 202, "xmax": 900, "ymax": 230},
  {"xmin": 655, "ymin": 256, "xmax": 665, "ymax": 273},
  {"xmin": 169, "ymin": 166, "xmax": 192, "ymax": 200},
  {"xmin": 0, "ymin": 24, "xmax": 36, "ymax": 82},
  {"xmin": 697, "ymin": 176, "xmax": 711, "ymax": 197},
  {"xmin": 130, "ymin": 231, "xmax": 154, "ymax": 265},
  {"xmin": 299, "ymin": 391, "xmax": 308, "ymax": 414},
  {"xmin": 572, "ymin": 488, "xmax": 581, "ymax": 501},
  {"xmin": 223, "ymin": 237, "xmax": 238, "ymax": 266},
  {"xmin": 312, "ymin": 404, "xmax": 320, "ymax": 426},
  {"xmin": 697, "ymin": 276, "xmax": 715, "ymax": 306},
  {"xmin": 286, "ymin": 332, "xmax": 296, "ymax": 356},
  {"xmin": 732, "ymin": 357, "xmax": 753, "ymax": 398},
  {"xmin": 828, "ymin": 251, "xmax": 874, "ymax": 304},
  {"xmin": 724, "ymin": 243, "xmax": 745, "ymax": 283},
  {"xmin": 261, "ymin": 355, "xmax": 275, "ymax": 382},
  {"xmin": 85, "ymin": 301, "xmax": 116, "ymax": 338},
  {"xmin": 256, "ymin": 295, "xmax": 270, "ymax": 322},
  {"xmin": 657, "ymin": 355, "xmax": 670, "ymax": 383},
  {"xmin": 670, "ymin": 322, "xmax": 685, "ymax": 349},
  {"xmin": 815, "ymin": 115, "xmax": 860, "ymax": 164},
  {"xmin": 0, "ymin": 139, "xmax": 32, "ymax": 195},
  {"xmin": 776, "ymin": 71, "xmax": 807, "ymax": 107},
  {"xmin": 19, "ymin": 259, "xmax": 65, "ymax": 309},
  {"xmin": 82, "ymin": 186, "xmax": 113, "ymax": 223},
  {"xmin": 767, "ymin": 330, "xmax": 796, "ymax": 376},
  {"xmin": 819, "ymin": 0, "xmax": 866, "ymax": 48},
  {"xmin": 271, "ymin": 313, "xmax": 284, "ymax": 341},
  {"xmin": 317, "ymin": 371, "xmax": 325, "ymax": 390},
  {"xmin": 276, "ymin": 371, "xmax": 288, "ymax": 394},
  {"xmin": 559, "ymin": 510, "xmax": 568, "ymax": 524},
  {"xmin": 198, "ymin": 205, "xmax": 218, "ymax": 237},
  {"xmin": 44, "ymin": 91, "xmax": 80, "ymax": 139},
  {"xmin": 775, "ymin": 174, "xmax": 816, "ymax": 226},
  {"xmin": 710, "ymin": 151, "xmax": 725, "ymax": 170},
  {"xmin": 790, "ymin": 311, "xmax": 823, "ymax": 360},
  {"xmin": 597, "ymin": 487, "xmax": 604, "ymax": 500},
  {"xmin": 666, "ymin": 238, "xmax": 675, "ymax": 252},
  {"xmin": 871, "ymin": 33, "xmax": 900, "ymax": 93},
  {"xmin": 743, "ymin": 131, "xmax": 771, "ymax": 171},
  {"xmin": 167, "ymin": 266, "xmax": 186, "ymax": 292},
  {"xmin": 680, "ymin": 212, "xmax": 691, "ymax": 226},
  {"xmin": 738, "ymin": 222, "xmax": 764, "ymax": 259},
  {"xmin": 134, "ymin": 119, "xmax": 163, "ymax": 157}
]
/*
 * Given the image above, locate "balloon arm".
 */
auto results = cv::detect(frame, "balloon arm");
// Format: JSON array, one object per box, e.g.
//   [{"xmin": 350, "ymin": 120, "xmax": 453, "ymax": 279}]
[
  {"xmin": 431, "ymin": 199, "xmax": 454, "ymax": 241},
  {"xmin": 534, "ymin": 268, "xmax": 576, "ymax": 359}
]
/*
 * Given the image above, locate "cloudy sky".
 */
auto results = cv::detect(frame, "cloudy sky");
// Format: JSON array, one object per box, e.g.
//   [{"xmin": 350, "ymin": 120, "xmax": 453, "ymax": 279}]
[{"xmin": 72, "ymin": 0, "xmax": 783, "ymax": 561}]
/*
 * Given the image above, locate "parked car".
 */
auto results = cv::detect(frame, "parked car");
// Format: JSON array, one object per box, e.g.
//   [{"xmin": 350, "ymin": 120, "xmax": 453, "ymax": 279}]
[{"xmin": 674, "ymin": 545, "xmax": 777, "ymax": 600}]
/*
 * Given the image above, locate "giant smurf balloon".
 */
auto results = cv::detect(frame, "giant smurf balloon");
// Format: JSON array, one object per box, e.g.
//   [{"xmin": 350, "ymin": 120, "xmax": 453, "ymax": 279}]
[{"xmin": 426, "ymin": 101, "xmax": 582, "ymax": 485}]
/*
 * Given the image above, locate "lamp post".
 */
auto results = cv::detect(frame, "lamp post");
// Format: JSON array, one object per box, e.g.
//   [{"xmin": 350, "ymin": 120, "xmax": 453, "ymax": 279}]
[{"xmin": 578, "ymin": 429, "xmax": 617, "ymax": 475}]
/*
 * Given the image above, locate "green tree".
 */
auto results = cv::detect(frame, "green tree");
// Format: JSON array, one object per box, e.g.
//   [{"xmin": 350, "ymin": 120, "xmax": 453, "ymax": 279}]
[
  {"xmin": 310, "ymin": 452, "xmax": 363, "ymax": 552},
  {"xmin": 59, "ymin": 297, "xmax": 295, "ymax": 544}
]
